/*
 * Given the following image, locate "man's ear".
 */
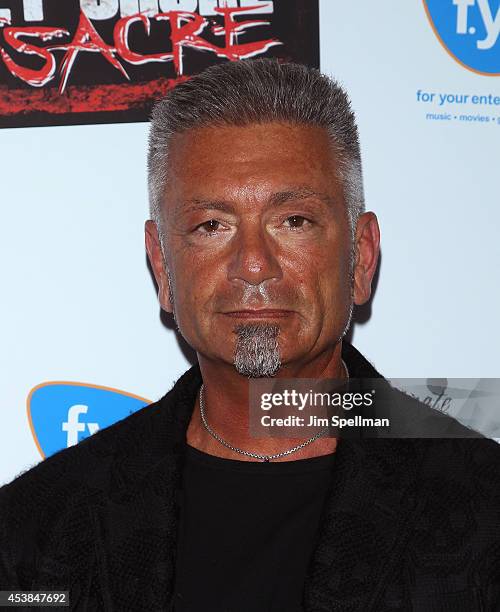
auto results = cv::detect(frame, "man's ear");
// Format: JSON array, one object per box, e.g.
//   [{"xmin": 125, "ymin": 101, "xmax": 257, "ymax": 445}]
[
  {"xmin": 145, "ymin": 220, "xmax": 174, "ymax": 313},
  {"xmin": 352, "ymin": 212, "xmax": 380, "ymax": 306}
]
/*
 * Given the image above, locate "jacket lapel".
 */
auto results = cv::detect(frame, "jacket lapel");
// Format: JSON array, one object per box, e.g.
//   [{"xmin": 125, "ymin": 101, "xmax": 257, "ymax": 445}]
[
  {"xmin": 90, "ymin": 365, "xmax": 202, "ymax": 612},
  {"xmin": 303, "ymin": 343, "xmax": 426, "ymax": 611},
  {"xmin": 302, "ymin": 437, "xmax": 425, "ymax": 611}
]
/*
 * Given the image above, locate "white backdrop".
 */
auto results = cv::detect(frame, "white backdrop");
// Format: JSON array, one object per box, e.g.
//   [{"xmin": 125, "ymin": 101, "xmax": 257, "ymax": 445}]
[{"xmin": 1, "ymin": 1, "xmax": 499, "ymax": 485}]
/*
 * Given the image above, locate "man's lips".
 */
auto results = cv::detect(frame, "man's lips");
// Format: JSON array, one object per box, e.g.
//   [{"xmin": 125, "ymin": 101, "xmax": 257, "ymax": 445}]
[{"xmin": 222, "ymin": 309, "xmax": 293, "ymax": 318}]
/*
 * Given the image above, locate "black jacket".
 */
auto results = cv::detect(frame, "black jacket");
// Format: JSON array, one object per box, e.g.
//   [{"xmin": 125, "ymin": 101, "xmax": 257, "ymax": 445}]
[{"xmin": 1, "ymin": 343, "xmax": 499, "ymax": 611}]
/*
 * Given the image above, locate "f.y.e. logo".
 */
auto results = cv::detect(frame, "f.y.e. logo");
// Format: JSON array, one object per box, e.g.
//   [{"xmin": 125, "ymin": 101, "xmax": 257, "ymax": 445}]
[
  {"xmin": 61, "ymin": 405, "xmax": 100, "ymax": 447},
  {"xmin": 28, "ymin": 382, "xmax": 149, "ymax": 458},
  {"xmin": 424, "ymin": 0, "xmax": 500, "ymax": 75}
]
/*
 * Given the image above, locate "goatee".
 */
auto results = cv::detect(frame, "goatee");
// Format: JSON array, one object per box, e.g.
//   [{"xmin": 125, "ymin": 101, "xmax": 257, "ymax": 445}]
[{"xmin": 233, "ymin": 323, "xmax": 281, "ymax": 377}]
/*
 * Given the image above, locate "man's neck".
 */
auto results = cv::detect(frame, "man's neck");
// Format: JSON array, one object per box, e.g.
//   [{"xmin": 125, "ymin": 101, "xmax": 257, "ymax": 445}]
[{"xmin": 186, "ymin": 343, "xmax": 345, "ymax": 462}]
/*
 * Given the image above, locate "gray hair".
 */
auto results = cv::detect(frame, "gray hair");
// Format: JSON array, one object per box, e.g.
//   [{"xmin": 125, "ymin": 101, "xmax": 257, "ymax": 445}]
[
  {"xmin": 233, "ymin": 323, "xmax": 281, "ymax": 378},
  {"xmin": 147, "ymin": 58, "xmax": 365, "ymax": 249}
]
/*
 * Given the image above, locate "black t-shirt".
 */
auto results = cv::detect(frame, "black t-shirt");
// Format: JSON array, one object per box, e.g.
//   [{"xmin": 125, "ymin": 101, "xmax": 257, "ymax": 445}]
[{"xmin": 173, "ymin": 444, "xmax": 336, "ymax": 612}]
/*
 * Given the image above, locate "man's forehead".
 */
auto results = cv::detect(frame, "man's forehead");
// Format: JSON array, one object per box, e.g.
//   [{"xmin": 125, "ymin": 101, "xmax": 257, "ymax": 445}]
[
  {"xmin": 165, "ymin": 124, "xmax": 341, "ymax": 201},
  {"xmin": 166, "ymin": 122, "xmax": 335, "ymax": 171}
]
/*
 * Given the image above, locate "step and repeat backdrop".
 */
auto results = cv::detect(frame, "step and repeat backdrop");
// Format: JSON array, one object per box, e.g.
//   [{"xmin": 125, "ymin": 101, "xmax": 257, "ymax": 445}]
[{"xmin": 1, "ymin": 1, "xmax": 499, "ymax": 484}]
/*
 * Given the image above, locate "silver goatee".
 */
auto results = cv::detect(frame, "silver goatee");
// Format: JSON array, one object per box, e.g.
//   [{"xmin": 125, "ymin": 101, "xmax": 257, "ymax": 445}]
[{"xmin": 233, "ymin": 323, "xmax": 281, "ymax": 378}]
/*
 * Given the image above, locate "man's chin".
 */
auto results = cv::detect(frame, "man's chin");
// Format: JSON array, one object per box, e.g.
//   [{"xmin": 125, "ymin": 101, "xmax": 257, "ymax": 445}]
[{"xmin": 233, "ymin": 361, "xmax": 282, "ymax": 378}]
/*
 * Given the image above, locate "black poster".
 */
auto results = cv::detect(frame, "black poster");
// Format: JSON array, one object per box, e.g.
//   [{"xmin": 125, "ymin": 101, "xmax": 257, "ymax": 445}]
[{"xmin": 0, "ymin": 0, "xmax": 319, "ymax": 128}]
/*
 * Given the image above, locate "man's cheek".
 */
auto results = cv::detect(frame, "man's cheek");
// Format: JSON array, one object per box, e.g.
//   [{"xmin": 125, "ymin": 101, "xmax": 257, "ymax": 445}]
[{"xmin": 180, "ymin": 287, "xmax": 216, "ymax": 322}]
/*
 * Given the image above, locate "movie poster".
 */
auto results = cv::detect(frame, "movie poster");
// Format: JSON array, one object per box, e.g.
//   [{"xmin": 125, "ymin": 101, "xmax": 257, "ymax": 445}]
[{"xmin": 0, "ymin": 0, "xmax": 319, "ymax": 128}]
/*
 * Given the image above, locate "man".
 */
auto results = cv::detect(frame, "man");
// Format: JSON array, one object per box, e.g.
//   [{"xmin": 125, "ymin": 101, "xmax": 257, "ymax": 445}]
[{"xmin": 1, "ymin": 59, "xmax": 499, "ymax": 611}]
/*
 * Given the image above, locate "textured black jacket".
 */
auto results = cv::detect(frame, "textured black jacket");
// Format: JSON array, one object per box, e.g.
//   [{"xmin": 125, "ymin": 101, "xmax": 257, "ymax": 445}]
[{"xmin": 1, "ymin": 343, "xmax": 499, "ymax": 611}]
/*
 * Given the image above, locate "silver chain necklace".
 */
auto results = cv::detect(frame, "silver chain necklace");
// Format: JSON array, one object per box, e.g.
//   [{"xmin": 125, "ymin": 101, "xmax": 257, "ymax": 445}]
[{"xmin": 199, "ymin": 360, "xmax": 349, "ymax": 462}]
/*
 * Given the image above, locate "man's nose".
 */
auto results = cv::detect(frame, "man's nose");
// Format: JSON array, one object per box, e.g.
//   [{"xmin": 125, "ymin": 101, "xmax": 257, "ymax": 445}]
[{"xmin": 227, "ymin": 222, "xmax": 283, "ymax": 286}]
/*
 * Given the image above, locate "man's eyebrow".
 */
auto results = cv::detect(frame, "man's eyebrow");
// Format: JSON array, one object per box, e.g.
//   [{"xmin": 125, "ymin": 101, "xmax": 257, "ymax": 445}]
[
  {"xmin": 176, "ymin": 189, "xmax": 333, "ymax": 216},
  {"xmin": 269, "ymin": 188, "xmax": 334, "ymax": 207},
  {"xmin": 176, "ymin": 199, "xmax": 235, "ymax": 216}
]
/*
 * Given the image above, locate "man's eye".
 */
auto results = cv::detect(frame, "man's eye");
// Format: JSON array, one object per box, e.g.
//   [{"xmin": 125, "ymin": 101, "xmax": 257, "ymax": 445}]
[
  {"xmin": 283, "ymin": 215, "xmax": 311, "ymax": 229},
  {"xmin": 196, "ymin": 219, "xmax": 222, "ymax": 233}
]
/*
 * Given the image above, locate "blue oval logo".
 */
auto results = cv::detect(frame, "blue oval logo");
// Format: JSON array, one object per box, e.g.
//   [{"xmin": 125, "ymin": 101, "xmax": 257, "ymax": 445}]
[
  {"xmin": 423, "ymin": 0, "xmax": 500, "ymax": 76},
  {"xmin": 27, "ymin": 382, "xmax": 150, "ymax": 458}
]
